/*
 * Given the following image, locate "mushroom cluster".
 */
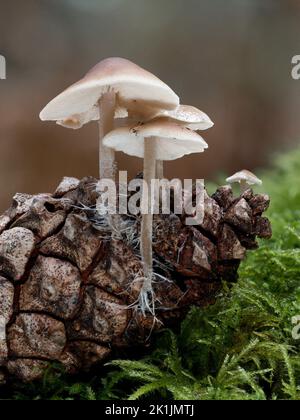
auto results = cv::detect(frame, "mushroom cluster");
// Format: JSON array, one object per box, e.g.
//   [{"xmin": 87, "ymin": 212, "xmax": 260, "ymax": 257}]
[{"xmin": 39, "ymin": 57, "xmax": 260, "ymax": 315}]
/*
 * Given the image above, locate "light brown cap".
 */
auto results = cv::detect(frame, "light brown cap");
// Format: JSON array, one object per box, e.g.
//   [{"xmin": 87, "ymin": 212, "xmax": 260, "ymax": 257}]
[
  {"xmin": 153, "ymin": 105, "xmax": 214, "ymax": 130},
  {"xmin": 226, "ymin": 170, "xmax": 262, "ymax": 186},
  {"xmin": 103, "ymin": 120, "xmax": 208, "ymax": 161},
  {"xmin": 40, "ymin": 57, "xmax": 179, "ymax": 127}
]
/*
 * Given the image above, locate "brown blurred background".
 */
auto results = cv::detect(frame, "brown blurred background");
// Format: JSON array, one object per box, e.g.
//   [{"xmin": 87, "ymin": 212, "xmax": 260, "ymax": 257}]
[{"xmin": 1, "ymin": 0, "xmax": 300, "ymax": 212}]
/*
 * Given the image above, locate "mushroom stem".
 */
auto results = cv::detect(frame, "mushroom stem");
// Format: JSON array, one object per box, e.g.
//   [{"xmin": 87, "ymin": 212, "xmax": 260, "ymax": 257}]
[
  {"xmin": 141, "ymin": 138, "xmax": 156, "ymax": 305},
  {"xmin": 156, "ymin": 160, "xmax": 164, "ymax": 179},
  {"xmin": 240, "ymin": 180, "xmax": 248, "ymax": 194},
  {"xmin": 98, "ymin": 92, "xmax": 116, "ymax": 180}
]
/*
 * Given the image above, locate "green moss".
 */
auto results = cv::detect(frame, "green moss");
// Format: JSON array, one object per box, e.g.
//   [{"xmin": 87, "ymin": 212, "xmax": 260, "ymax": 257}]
[{"xmin": 2, "ymin": 147, "xmax": 300, "ymax": 400}]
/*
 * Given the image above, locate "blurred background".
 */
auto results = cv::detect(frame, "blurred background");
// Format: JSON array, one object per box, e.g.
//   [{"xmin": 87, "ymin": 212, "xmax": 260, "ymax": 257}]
[{"xmin": 1, "ymin": 0, "xmax": 300, "ymax": 212}]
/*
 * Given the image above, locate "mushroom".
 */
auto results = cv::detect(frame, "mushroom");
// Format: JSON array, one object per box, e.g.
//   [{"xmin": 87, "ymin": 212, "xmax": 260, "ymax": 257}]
[
  {"xmin": 103, "ymin": 120, "xmax": 208, "ymax": 313},
  {"xmin": 151, "ymin": 105, "xmax": 213, "ymax": 178},
  {"xmin": 39, "ymin": 57, "xmax": 179, "ymax": 180},
  {"xmin": 226, "ymin": 170, "xmax": 262, "ymax": 193},
  {"xmin": 153, "ymin": 104, "xmax": 214, "ymax": 130}
]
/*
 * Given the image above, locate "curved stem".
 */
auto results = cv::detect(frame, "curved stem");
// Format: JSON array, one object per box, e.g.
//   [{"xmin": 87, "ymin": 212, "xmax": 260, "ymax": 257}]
[
  {"xmin": 156, "ymin": 160, "xmax": 164, "ymax": 179},
  {"xmin": 141, "ymin": 138, "xmax": 156, "ymax": 284},
  {"xmin": 98, "ymin": 92, "xmax": 116, "ymax": 180}
]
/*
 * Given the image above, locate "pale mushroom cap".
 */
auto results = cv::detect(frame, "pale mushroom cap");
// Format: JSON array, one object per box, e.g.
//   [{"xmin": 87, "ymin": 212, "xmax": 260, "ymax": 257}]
[
  {"xmin": 153, "ymin": 105, "xmax": 214, "ymax": 130},
  {"xmin": 103, "ymin": 121, "xmax": 208, "ymax": 161},
  {"xmin": 40, "ymin": 57, "xmax": 179, "ymax": 127},
  {"xmin": 226, "ymin": 170, "xmax": 262, "ymax": 186}
]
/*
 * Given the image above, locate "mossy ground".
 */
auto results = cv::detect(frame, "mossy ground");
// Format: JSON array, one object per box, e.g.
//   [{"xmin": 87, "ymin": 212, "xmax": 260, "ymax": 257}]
[{"xmin": 2, "ymin": 147, "xmax": 300, "ymax": 400}]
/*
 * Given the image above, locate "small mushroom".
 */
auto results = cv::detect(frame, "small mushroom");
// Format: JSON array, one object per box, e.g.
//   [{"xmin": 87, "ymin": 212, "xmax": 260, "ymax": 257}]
[
  {"xmin": 40, "ymin": 57, "xmax": 179, "ymax": 180},
  {"xmin": 151, "ymin": 105, "xmax": 213, "ymax": 178},
  {"xmin": 153, "ymin": 104, "xmax": 214, "ymax": 130},
  {"xmin": 103, "ymin": 120, "xmax": 208, "ymax": 313},
  {"xmin": 226, "ymin": 170, "xmax": 262, "ymax": 193}
]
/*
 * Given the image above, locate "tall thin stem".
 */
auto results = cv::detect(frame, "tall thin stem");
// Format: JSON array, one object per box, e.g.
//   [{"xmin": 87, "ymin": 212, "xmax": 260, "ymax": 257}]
[
  {"xmin": 156, "ymin": 160, "xmax": 164, "ymax": 179},
  {"xmin": 98, "ymin": 92, "xmax": 116, "ymax": 180},
  {"xmin": 141, "ymin": 138, "xmax": 156, "ymax": 284}
]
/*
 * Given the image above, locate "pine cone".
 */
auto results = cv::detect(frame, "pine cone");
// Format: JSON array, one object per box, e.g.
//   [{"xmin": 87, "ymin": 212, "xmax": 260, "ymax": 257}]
[{"xmin": 0, "ymin": 177, "xmax": 271, "ymax": 384}]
